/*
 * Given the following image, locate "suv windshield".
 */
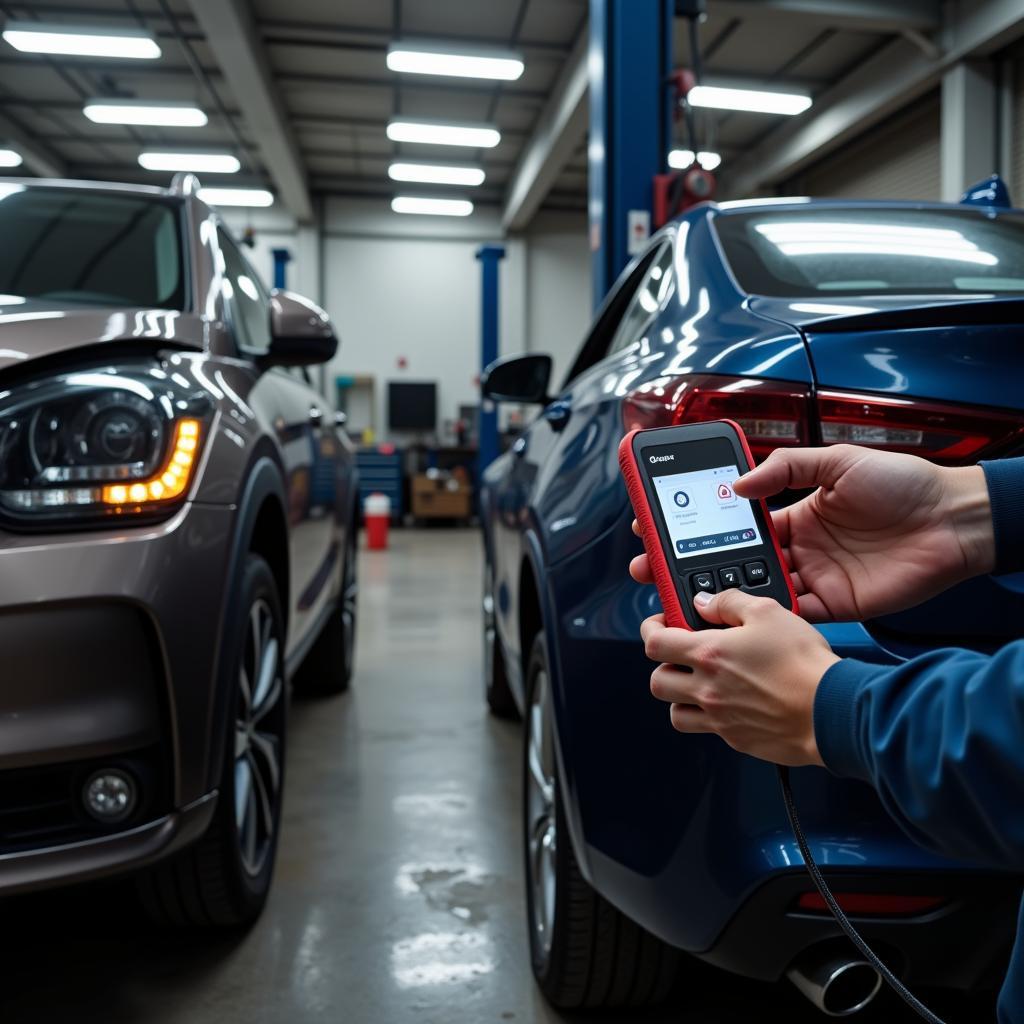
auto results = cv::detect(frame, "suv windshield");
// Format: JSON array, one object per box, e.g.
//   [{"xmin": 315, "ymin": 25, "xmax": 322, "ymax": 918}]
[
  {"xmin": 713, "ymin": 206, "xmax": 1024, "ymax": 297},
  {"xmin": 0, "ymin": 186, "xmax": 185, "ymax": 309}
]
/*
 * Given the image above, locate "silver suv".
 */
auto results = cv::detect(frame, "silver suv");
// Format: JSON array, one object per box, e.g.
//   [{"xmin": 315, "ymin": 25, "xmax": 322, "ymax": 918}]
[{"xmin": 0, "ymin": 176, "xmax": 358, "ymax": 926}]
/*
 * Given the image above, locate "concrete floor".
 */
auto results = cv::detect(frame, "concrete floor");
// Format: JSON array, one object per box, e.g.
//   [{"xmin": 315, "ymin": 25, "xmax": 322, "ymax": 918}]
[{"xmin": 0, "ymin": 530, "xmax": 985, "ymax": 1023}]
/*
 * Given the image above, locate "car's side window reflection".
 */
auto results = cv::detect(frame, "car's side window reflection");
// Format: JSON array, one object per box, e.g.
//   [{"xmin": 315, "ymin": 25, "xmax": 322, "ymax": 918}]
[
  {"xmin": 606, "ymin": 242, "xmax": 674, "ymax": 356},
  {"xmin": 562, "ymin": 238, "xmax": 672, "ymax": 386},
  {"xmin": 217, "ymin": 229, "xmax": 271, "ymax": 355}
]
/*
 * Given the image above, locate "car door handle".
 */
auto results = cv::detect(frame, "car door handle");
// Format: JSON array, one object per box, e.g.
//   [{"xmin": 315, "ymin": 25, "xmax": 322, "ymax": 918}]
[
  {"xmin": 309, "ymin": 406, "xmax": 324, "ymax": 428},
  {"xmin": 544, "ymin": 400, "xmax": 572, "ymax": 431}
]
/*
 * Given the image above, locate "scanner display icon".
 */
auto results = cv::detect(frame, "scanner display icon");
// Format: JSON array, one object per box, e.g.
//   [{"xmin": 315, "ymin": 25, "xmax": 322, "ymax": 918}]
[{"xmin": 673, "ymin": 491, "xmax": 690, "ymax": 508}]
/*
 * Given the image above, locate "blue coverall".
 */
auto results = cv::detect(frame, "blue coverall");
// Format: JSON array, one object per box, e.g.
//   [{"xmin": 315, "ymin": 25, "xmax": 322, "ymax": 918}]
[{"xmin": 813, "ymin": 458, "xmax": 1024, "ymax": 1022}]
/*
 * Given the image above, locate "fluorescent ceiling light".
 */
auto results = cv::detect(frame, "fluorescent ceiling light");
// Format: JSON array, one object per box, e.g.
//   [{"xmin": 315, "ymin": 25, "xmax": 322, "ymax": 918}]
[
  {"xmin": 387, "ymin": 42, "xmax": 523, "ymax": 81},
  {"xmin": 0, "ymin": 149, "xmax": 22, "ymax": 168},
  {"xmin": 668, "ymin": 149, "xmax": 721, "ymax": 171},
  {"xmin": 688, "ymin": 85, "xmax": 811, "ymax": 116},
  {"xmin": 84, "ymin": 100, "xmax": 207, "ymax": 127},
  {"xmin": 755, "ymin": 222, "xmax": 997, "ymax": 265},
  {"xmin": 388, "ymin": 162, "xmax": 485, "ymax": 186},
  {"xmin": 139, "ymin": 152, "xmax": 240, "ymax": 173},
  {"xmin": 198, "ymin": 187, "xmax": 274, "ymax": 208},
  {"xmin": 387, "ymin": 119, "xmax": 500, "ymax": 148},
  {"xmin": 2, "ymin": 21, "xmax": 161, "ymax": 59},
  {"xmin": 392, "ymin": 196, "xmax": 473, "ymax": 217}
]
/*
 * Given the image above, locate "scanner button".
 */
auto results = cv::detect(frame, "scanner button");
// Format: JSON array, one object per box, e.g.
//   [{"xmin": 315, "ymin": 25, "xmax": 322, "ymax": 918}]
[
  {"xmin": 691, "ymin": 572, "xmax": 716, "ymax": 595},
  {"xmin": 744, "ymin": 560, "xmax": 769, "ymax": 586},
  {"xmin": 718, "ymin": 567, "xmax": 742, "ymax": 589}
]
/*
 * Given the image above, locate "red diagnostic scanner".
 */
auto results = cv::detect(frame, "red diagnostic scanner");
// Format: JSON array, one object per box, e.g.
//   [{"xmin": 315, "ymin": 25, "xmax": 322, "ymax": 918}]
[{"xmin": 619, "ymin": 420, "xmax": 797, "ymax": 630}]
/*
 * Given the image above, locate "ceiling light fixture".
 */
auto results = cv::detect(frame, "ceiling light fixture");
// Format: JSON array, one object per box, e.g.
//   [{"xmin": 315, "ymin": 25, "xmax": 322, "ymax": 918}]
[
  {"xmin": 139, "ymin": 152, "xmax": 240, "ymax": 173},
  {"xmin": 688, "ymin": 84, "xmax": 811, "ymax": 116},
  {"xmin": 84, "ymin": 100, "xmax": 207, "ymax": 127},
  {"xmin": 197, "ymin": 187, "xmax": 274, "ymax": 208},
  {"xmin": 2, "ymin": 21, "xmax": 161, "ymax": 59},
  {"xmin": 387, "ymin": 119, "xmax": 500, "ymax": 148},
  {"xmin": 387, "ymin": 42, "xmax": 524, "ymax": 81},
  {"xmin": 388, "ymin": 162, "xmax": 485, "ymax": 186},
  {"xmin": 0, "ymin": 149, "xmax": 22, "ymax": 168},
  {"xmin": 668, "ymin": 149, "xmax": 721, "ymax": 171},
  {"xmin": 391, "ymin": 196, "xmax": 473, "ymax": 217}
]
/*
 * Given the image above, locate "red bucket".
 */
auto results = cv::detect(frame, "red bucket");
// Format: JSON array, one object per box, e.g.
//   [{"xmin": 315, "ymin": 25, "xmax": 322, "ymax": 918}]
[{"xmin": 364, "ymin": 492, "xmax": 391, "ymax": 550}]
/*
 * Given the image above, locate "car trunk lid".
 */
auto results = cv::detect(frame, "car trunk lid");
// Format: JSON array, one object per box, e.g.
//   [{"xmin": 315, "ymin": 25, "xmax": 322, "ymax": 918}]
[{"xmin": 753, "ymin": 294, "xmax": 1024, "ymax": 652}]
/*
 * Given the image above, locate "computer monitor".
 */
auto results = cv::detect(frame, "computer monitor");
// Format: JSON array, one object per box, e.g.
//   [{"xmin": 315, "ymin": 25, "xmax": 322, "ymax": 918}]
[{"xmin": 388, "ymin": 381, "xmax": 437, "ymax": 432}]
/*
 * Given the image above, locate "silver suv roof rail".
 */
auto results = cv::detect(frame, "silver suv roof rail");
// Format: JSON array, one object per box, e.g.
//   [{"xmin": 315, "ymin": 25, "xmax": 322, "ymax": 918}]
[{"xmin": 169, "ymin": 172, "xmax": 201, "ymax": 196}]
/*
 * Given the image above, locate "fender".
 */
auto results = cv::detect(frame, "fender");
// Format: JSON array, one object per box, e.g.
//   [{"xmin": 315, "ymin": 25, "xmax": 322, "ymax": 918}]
[
  {"xmin": 521, "ymin": 524, "xmax": 595, "ymax": 882},
  {"xmin": 202, "ymin": 451, "xmax": 289, "ymax": 793}
]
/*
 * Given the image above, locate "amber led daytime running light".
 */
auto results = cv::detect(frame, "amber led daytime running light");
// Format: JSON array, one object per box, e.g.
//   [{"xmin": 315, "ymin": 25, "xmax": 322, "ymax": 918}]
[{"xmin": 102, "ymin": 419, "xmax": 201, "ymax": 507}]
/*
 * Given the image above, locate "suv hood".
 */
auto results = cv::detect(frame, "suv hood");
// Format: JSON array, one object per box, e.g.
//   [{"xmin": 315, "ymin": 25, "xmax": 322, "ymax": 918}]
[{"xmin": 0, "ymin": 300, "xmax": 204, "ymax": 374}]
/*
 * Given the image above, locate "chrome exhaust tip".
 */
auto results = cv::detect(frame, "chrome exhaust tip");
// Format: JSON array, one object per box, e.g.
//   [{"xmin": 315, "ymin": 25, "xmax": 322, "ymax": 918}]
[{"xmin": 787, "ymin": 953, "xmax": 883, "ymax": 1016}]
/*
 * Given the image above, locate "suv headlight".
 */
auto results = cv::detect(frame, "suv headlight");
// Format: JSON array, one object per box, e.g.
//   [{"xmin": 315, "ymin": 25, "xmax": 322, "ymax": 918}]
[{"xmin": 0, "ymin": 363, "xmax": 211, "ymax": 526}]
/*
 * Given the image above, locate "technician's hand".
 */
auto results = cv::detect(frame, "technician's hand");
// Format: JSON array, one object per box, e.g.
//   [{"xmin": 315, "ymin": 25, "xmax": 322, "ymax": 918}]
[
  {"xmin": 630, "ymin": 445, "xmax": 995, "ymax": 622},
  {"xmin": 641, "ymin": 591, "xmax": 838, "ymax": 766}
]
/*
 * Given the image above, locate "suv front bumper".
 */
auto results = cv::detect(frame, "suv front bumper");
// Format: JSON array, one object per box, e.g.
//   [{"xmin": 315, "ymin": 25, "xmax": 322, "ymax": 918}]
[{"xmin": 0, "ymin": 502, "xmax": 236, "ymax": 890}]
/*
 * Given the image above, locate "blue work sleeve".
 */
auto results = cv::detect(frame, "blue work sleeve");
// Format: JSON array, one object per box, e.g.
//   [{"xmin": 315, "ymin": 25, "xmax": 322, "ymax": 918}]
[
  {"xmin": 814, "ymin": 647, "xmax": 1024, "ymax": 868},
  {"xmin": 981, "ymin": 456, "xmax": 1024, "ymax": 574}
]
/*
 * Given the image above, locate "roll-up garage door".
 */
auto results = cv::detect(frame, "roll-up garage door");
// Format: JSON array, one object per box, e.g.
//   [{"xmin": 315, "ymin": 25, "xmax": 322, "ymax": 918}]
[{"xmin": 784, "ymin": 93, "xmax": 941, "ymax": 201}]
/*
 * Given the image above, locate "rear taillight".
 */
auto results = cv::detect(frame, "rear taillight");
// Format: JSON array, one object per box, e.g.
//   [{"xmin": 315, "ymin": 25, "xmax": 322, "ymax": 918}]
[
  {"xmin": 624, "ymin": 374, "xmax": 1024, "ymax": 464},
  {"xmin": 818, "ymin": 390, "xmax": 1024, "ymax": 463},
  {"xmin": 623, "ymin": 375, "xmax": 811, "ymax": 461},
  {"xmin": 793, "ymin": 892, "xmax": 946, "ymax": 917}
]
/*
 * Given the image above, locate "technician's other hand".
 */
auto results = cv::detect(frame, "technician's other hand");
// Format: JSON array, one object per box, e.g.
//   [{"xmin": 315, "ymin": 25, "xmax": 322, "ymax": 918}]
[
  {"xmin": 630, "ymin": 445, "xmax": 995, "ymax": 622},
  {"xmin": 733, "ymin": 445, "xmax": 994, "ymax": 621},
  {"xmin": 641, "ymin": 591, "xmax": 838, "ymax": 766}
]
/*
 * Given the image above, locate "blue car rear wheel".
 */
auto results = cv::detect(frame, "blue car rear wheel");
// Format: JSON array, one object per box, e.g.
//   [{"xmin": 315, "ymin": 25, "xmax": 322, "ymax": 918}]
[{"xmin": 523, "ymin": 633, "xmax": 680, "ymax": 1008}]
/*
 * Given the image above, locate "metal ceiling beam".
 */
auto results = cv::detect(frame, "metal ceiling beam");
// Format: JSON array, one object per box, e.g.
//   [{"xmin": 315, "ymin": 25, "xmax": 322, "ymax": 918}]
[
  {"xmin": 725, "ymin": 0, "xmax": 1024, "ymax": 196},
  {"xmin": 502, "ymin": 30, "xmax": 587, "ymax": 231},
  {"xmin": 0, "ymin": 113, "xmax": 66, "ymax": 178},
  {"xmin": 710, "ymin": 0, "xmax": 940, "ymax": 34},
  {"xmin": 186, "ymin": 0, "xmax": 312, "ymax": 222}
]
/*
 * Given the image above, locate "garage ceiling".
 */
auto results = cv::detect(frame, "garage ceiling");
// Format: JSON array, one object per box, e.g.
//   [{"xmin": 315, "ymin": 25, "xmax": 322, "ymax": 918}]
[{"xmin": 0, "ymin": 0, "xmax": 940, "ymax": 220}]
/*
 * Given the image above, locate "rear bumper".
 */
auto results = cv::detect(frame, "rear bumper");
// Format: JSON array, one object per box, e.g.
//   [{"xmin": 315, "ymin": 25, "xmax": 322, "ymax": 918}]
[
  {"xmin": 0, "ymin": 791, "xmax": 217, "ymax": 895},
  {"xmin": 698, "ymin": 869, "xmax": 1019, "ymax": 989}
]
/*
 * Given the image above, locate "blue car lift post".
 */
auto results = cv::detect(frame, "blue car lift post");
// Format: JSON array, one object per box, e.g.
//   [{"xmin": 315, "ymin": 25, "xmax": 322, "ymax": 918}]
[
  {"xmin": 589, "ymin": 0, "xmax": 675, "ymax": 306},
  {"xmin": 271, "ymin": 247, "xmax": 292, "ymax": 290},
  {"xmin": 476, "ymin": 244, "xmax": 506, "ymax": 483}
]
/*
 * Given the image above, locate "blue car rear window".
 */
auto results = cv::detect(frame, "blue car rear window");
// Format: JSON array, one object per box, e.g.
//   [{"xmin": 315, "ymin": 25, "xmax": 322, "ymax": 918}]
[{"xmin": 713, "ymin": 207, "xmax": 1024, "ymax": 297}]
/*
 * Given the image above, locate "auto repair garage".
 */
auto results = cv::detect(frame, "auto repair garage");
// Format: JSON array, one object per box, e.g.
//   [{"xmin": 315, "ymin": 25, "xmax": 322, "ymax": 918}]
[{"xmin": 3, "ymin": 1, "xmax": 1024, "ymax": 1022}]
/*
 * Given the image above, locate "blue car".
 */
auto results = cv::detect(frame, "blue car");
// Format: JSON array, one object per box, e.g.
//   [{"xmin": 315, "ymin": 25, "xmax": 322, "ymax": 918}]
[{"xmin": 480, "ymin": 190, "xmax": 1024, "ymax": 1015}]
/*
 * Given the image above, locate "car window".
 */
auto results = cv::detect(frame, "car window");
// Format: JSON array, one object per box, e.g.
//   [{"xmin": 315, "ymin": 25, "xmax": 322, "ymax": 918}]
[
  {"xmin": 713, "ymin": 207, "xmax": 1024, "ymax": 297},
  {"xmin": 563, "ymin": 241, "xmax": 668, "ymax": 386},
  {"xmin": 217, "ymin": 228, "xmax": 271, "ymax": 354},
  {"xmin": 606, "ymin": 242, "xmax": 675, "ymax": 355},
  {"xmin": 0, "ymin": 187, "xmax": 185, "ymax": 309}
]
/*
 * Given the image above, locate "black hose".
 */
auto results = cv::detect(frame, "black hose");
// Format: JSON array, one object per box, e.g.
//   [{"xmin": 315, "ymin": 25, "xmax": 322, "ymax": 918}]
[{"xmin": 777, "ymin": 765, "xmax": 946, "ymax": 1023}]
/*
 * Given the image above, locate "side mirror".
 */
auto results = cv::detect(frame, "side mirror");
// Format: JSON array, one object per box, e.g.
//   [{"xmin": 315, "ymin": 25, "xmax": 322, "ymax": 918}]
[
  {"xmin": 266, "ymin": 289, "xmax": 338, "ymax": 366},
  {"xmin": 481, "ymin": 353, "xmax": 552, "ymax": 404}
]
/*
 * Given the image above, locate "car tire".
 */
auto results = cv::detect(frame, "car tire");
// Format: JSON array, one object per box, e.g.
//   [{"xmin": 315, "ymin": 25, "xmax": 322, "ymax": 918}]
[
  {"xmin": 138, "ymin": 553, "xmax": 287, "ymax": 928},
  {"xmin": 484, "ymin": 562, "xmax": 519, "ymax": 720},
  {"xmin": 292, "ymin": 524, "xmax": 358, "ymax": 697},
  {"xmin": 523, "ymin": 633, "xmax": 679, "ymax": 1009}
]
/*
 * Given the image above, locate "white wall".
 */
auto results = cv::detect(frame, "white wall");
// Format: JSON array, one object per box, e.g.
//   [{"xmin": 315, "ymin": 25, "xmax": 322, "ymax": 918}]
[
  {"xmin": 525, "ymin": 211, "xmax": 592, "ymax": 386},
  {"xmin": 222, "ymin": 197, "xmax": 592, "ymax": 442}
]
